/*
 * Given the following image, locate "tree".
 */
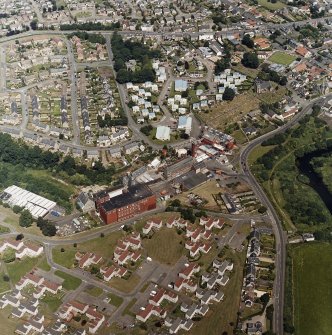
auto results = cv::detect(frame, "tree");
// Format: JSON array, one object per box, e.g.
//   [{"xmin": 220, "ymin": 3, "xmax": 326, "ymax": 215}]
[
  {"xmin": 19, "ymin": 210, "xmax": 33, "ymax": 228},
  {"xmin": 215, "ymin": 58, "xmax": 230, "ymax": 75},
  {"xmin": 13, "ymin": 205, "xmax": 23, "ymax": 214},
  {"xmin": 30, "ymin": 20, "xmax": 38, "ymax": 30},
  {"xmin": 242, "ymin": 52, "xmax": 259, "ymax": 69},
  {"xmin": 16, "ymin": 234, "xmax": 24, "ymax": 241},
  {"xmin": 223, "ymin": 87, "xmax": 235, "ymax": 101},
  {"xmin": 260, "ymin": 293, "xmax": 270, "ymax": 306},
  {"xmin": 242, "ymin": 34, "xmax": 254, "ymax": 48}
]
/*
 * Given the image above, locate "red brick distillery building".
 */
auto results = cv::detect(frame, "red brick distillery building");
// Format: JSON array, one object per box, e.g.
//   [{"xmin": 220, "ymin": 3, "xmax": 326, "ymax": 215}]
[{"xmin": 98, "ymin": 184, "xmax": 156, "ymax": 224}]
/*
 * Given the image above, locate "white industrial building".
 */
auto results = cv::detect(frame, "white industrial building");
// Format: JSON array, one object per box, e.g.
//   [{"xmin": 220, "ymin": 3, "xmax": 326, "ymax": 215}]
[{"xmin": 0, "ymin": 185, "xmax": 56, "ymax": 218}]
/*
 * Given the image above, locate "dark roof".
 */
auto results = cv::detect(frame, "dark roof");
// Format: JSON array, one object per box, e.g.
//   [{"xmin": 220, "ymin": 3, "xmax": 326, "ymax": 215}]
[{"xmin": 101, "ymin": 184, "xmax": 153, "ymax": 212}]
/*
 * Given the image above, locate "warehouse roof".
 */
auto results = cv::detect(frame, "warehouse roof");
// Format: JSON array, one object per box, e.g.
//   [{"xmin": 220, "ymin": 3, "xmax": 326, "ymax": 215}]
[{"xmin": 1, "ymin": 185, "xmax": 56, "ymax": 218}]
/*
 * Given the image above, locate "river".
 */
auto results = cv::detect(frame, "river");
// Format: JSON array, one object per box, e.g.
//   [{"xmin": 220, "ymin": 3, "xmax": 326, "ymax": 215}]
[{"xmin": 297, "ymin": 147, "xmax": 332, "ymax": 214}]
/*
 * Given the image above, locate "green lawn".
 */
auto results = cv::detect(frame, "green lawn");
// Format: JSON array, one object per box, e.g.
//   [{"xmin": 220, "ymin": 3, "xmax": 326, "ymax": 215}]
[
  {"xmin": 54, "ymin": 270, "xmax": 82, "ymax": 290},
  {"xmin": 292, "ymin": 243, "xmax": 332, "ymax": 335},
  {"xmin": 109, "ymin": 273, "xmax": 140, "ymax": 293},
  {"xmin": 37, "ymin": 257, "xmax": 51, "ymax": 272},
  {"xmin": 143, "ymin": 227, "xmax": 185, "ymax": 265},
  {"xmin": 108, "ymin": 292, "xmax": 124, "ymax": 307},
  {"xmin": 248, "ymin": 145, "xmax": 275, "ymax": 165},
  {"xmin": 258, "ymin": 0, "xmax": 286, "ymax": 10},
  {"xmin": 0, "ymin": 307, "xmax": 20, "ymax": 334},
  {"xmin": 268, "ymin": 51, "xmax": 296, "ymax": 66},
  {"xmin": 52, "ymin": 248, "xmax": 77, "ymax": 268},
  {"xmin": 85, "ymin": 286, "xmax": 103, "ymax": 297},
  {"xmin": 0, "ymin": 272, "xmax": 11, "ymax": 294},
  {"xmin": 7, "ymin": 257, "xmax": 42, "ymax": 284},
  {"xmin": 41, "ymin": 292, "xmax": 63, "ymax": 313}
]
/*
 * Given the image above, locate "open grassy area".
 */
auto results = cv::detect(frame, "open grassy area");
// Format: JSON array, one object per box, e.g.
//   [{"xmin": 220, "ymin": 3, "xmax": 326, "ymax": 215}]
[
  {"xmin": 109, "ymin": 273, "xmax": 140, "ymax": 293},
  {"xmin": 143, "ymin": 227, "xmax": 185, "ymax": 265},
  {"xmin": 248, "ymin": 145, "xmax": 275, "ymax": 165},
  {"xmin": 85, "ymin": 286, "xmax": 103, "ymax": 297},
  {"xmin": 292, "ymin": 243, "xmax": 332, "ymax": 335},
  {"xmin": 258, "ymin": 0, "xmax": 286, "ymax": 10},
  {"xmin": 256, "ymin": 85, "xmax": 288, "ymax": 104},
  {"xmin": 54, "ymin": 270, "xmax": 82, "ymax": 290},
  {"xmin": 108, "ymin": 292, "xmax": 124, "ymax": 307},
  {"xmin": 7, "ymin": 256, "xmax": 42, "ymax": 284},
  {"xmin": 269, "ymin": 51, "xmax": 296, "ymax": 66},
  {"xmin": 52, "ymin": 231, "xmax": 126, "ymax": 268},
  {"xmin": 41, "ymin": 292, "xmax": 64, "ymax": 313},
  {"xmin": 190, "ymin": 249, "xmax": 246, "ymax": 335},
  {"xmin": 0, "ymin": 307, "xmax": 20, "ymax": 334},
  {"xmin": 232, "ymin": 129, "xmax": 248, "ymax": 145},
  {"xmin": 37, "ymin": 256, "xmax": 51, "ymax": 272},
  {"xmin": 52, "ymin": 248, "xmax": 77, "ymax": 268},
  {"xmin": 233, "ymin": 63, "xmax": 260, "ymax": 79},
  {"xmin": 1, "ymin": 206, "xmax": 43, "ymax": 237},
  {"xmin": 0, "ymin": 272, "xmax": 11, "ymax": 293},
  {"xmin": 173, "ymin": 180, "xmax": 222, "ymax": 211},
  {"xmin": 201, "ymin": 93, "xmax": 260, "ymax": 131}
]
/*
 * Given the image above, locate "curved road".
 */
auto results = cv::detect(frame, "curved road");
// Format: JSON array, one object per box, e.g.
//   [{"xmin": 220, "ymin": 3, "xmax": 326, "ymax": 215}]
[{"xmin": 239, "ymin": 94, "xmax": 332, "ymax": 335}]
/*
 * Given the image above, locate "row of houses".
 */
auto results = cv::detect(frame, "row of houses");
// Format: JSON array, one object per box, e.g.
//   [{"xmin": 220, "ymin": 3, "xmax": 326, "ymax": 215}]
[{"xmin": 0, "ymin": 239, "xmax": 43, "ymax": 259}]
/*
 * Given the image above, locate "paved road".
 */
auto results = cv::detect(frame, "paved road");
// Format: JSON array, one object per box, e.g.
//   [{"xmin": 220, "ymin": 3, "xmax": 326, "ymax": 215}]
[{"xmin": 239, "ymin": 93, "xmax": 332, "ymax": 335}]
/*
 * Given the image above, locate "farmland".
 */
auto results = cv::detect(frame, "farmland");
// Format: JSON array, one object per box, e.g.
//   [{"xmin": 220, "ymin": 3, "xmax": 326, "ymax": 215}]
[{"xmin": 291, "ymin": 243, "xmax": 332, "ymax": 335}]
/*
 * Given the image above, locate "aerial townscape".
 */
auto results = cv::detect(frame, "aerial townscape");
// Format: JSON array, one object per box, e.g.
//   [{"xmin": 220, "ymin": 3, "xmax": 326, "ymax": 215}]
[{"xmin": 0, "ymin": 0, "xmax": 331, "ymax": 335}]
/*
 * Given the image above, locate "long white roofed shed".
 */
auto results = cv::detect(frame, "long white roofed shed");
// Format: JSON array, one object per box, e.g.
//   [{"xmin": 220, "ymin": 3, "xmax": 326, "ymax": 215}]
[{"xmin": 1, "ymin": 185, "xmax": 56, "ymax": 218}]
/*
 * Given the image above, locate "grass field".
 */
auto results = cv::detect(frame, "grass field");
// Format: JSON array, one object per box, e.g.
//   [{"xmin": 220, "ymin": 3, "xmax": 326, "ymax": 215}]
[
  {"xmin": 173, "ymin": 180, "xmax": 222, "ymax": 211},
  {"xmin": 52, "ymin": 248, "xmax": 77, "ymax": 268},
  {"xmin": 37, "ymin": 256, "xmax": 51, "ymax": 272},
  {"xmin": 85, "ymin": 286, "xmax": 103, "ymax": 297},
  {"xmin": 54, "ymin": 270, "xmax": 82, "ymax": 290},
  {"xmin": 109, "ymin": 273, "xmax": 140, "ymax": 293},
  {"xmin": 108, "ymin": 292, "xmax": 124, "ymax": 307},
  {"xmin": 143, "ymin": 227, "xmax": 185, "ymax": 265},
  {"xmin": 201, "ymin": 93, "xmax": 260, "ymax": 131},
  {"xmin": 53, "ymin": 231, "xmax": 125, "ymax": 268},
  {"xmin": 7, "ymin": 257, "xmax": 42, "ymax": 284},
  {"xmin": 0, "ymin": 272, "xmax": 10, "ymax": 293},
  {"xmin": 269, "ymin": 52, "xmax": 296, "ymax": 66},
  {"xmin": 292, "ymin": 243, "xmax": 332, "ymax": 335},
  {"xmin": 248, "ymin": 145, "xmax": 275, "ymax": 165},
  {"xmin": 258, "ymin": 0, "xmax": 286, "ymax": 10},
  {"xmin": 189, "ymin": 249, "xmax": 246, "ymax": 335},
  {"xmin": 256, "ymin": 85, "xmax": 288, "ymax": 104},
  {"xmin": 41, "ymin": 292, "xmax": 63, "ymax": 313},
  {"xmin": 0, "ymin": 307, "xmax": 20, "ymax": 334}
]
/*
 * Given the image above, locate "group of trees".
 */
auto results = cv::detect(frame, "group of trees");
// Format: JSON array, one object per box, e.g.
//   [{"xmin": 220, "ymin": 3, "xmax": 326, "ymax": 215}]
[
  {"xmin": 254, "ymin": 117, "xmax": 332, "ymax": 226},
  {"xmin": 111, "ymin": 33, "xmax": 161, "ymax": 84},
  {"xmin": 69, "ymin": 32, "xmax": 106, "ymax": 44},
  {"xmin": 242, "ymin": 52, "xmax": 259, "ymax": 69},
  {"xmin": 140, "ymin": 125, "xmax": 153, "ymax": 136},
  {"xmin": 37, "ymin": 217, "xmax": 57, "ymax": 236},
  {"xmin": 242, "ymin": 34, "xmax": 254, "ymax": 48},
  {"xmin": 19, "ymin": 210, "xmax": 33, "ymax": 228},
  {"xmin": 0, "ymin": 133, "xmax": 116, "ymax": 187},
  {"xmin": 97, "ymin": 114, "xmax": 128, "ymax": 128},
  {"xmin": 222, "ymin": 87, "xmax": 236, "ymax": 101},
  {"xmin": 259, "ymin": 64, "xmax": 287, "ymax": 86},
  {"xmin": 214, "ymin": 57, "xmax": 231, "ymax": 75},
  {"xmin": 60, "ymin": 21, "xmax": 120, "ymax": 31}
]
